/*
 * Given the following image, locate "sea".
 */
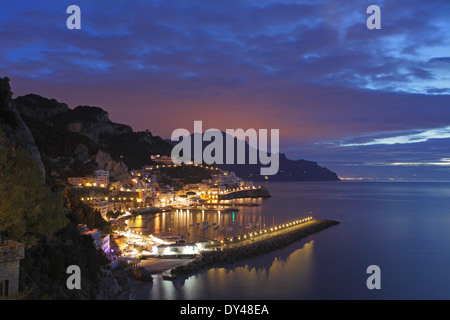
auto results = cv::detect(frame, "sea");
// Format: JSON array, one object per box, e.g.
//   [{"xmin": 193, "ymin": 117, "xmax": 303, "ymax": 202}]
[{"xmin": 128, "ymin": 181, "xmax": 450, "ymax": 300}]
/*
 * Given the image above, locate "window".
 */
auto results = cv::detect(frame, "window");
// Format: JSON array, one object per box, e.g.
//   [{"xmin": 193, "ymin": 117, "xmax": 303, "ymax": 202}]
[{"xmin": 0, "ymin": 280, "xmax": 9, "ymax": 298}]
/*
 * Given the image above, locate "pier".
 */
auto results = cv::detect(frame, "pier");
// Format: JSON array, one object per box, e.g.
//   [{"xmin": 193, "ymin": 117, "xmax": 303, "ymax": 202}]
[
  {"xmin": 168, "ymin": 218, "xmax": 340, "ymax": 277},
  {"xmin": 201, "ymin": 215, "xmax": 317, "ymax": 248}
]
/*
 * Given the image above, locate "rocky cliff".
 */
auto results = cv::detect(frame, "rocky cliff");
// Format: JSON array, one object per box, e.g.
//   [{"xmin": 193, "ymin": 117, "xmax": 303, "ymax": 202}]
[
  {"xmin": 15, "ymin": 94, "xmax": 172, "ymax": 177},
  {"xmin": 95, "ymin": 150, "xmax": 131, "ymax": 185},
  {"xmin": 14, "ymin": 94, "xmax": 69, "ymax": 121},
  {"xmin": 13, "ymin": 92, "xmax": 172, "ymax": 186},
  {"xmin": 15, "ymin": 96, "xmax": 133, "ymax": 144},
  {"xmin": 57, "ymin": 105, "xmax": 133, "ymax": 144},
  {"xmin": 0, "ymin": 77, "xmax": 45, "ymax": 179}
]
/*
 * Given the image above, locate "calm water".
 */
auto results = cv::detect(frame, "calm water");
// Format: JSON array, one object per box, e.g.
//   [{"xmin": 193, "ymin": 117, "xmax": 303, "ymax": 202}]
[{"xmin": 130, "ymin": 181, "xmax": 450, "ymax": 300}]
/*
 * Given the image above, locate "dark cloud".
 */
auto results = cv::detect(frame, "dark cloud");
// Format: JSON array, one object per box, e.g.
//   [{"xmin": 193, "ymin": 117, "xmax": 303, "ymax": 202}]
[
  {"xmin": 428, "ymin": 57, "xmax": 450, "ymax": 64},
  {"xmin": 1, "ymin": 0, "xmax": 450, "ymax": 178}
]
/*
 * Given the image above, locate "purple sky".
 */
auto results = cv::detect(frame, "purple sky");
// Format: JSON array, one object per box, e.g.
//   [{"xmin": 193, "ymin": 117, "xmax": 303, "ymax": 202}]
[{"xmin": 1, "ymin": 1, "xmax": 450, "ymax": 179}]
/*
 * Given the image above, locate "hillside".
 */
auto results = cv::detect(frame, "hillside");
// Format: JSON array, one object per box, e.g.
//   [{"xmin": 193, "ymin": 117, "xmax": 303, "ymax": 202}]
[
  {"xmin": 14, "ymin": 94, "xmax": 173, "ymax": 185},
  {"xmin": 0, "ymin": 79, "xmax": 45, "ymax": 178},
  {"xmin": 217, "ymin": 153, "xmax": 340, "ymax": 181},
  {"xmin": 0, "ymin": 77, "xmax": 132, "ymax": 300},
  {"xmin": 12, "ymin": 90, "xmax": 338, "ymax": 183}
]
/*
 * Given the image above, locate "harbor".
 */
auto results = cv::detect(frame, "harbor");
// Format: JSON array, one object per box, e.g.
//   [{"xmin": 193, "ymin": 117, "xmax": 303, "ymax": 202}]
[
  {"xmin": 124, "ymin": 204, "xmax": 267, "ymax": 244},
  {"xmin": 115, "ymin": 186, "xmax": 342, "ymax": 282},
  {"xmin": 169, "ymin": 218, "xmax": 339, "ymax": 277},
  {"xmin": 125, "ymin": 217, "xmax": 339, "ymax": 280}
]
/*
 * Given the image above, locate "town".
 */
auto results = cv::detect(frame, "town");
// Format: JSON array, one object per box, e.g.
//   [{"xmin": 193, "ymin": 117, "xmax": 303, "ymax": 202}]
[
  {"xmin": 67, "ymin": 155, "xmax": 264, "ymax": 262},
  {"xmin": 65, "ymin": 154, "xmax": 318, "ymax": 281}
]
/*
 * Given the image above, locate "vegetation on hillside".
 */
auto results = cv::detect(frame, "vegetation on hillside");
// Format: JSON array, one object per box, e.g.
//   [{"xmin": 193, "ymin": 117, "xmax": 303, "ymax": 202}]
[
  {"xmin": 157, "ymin": 164, "xmax": 221, "ymax": 185},
  {"xmin": 0, "ymin": 130, "xmax": 68, "ymax": 246}
]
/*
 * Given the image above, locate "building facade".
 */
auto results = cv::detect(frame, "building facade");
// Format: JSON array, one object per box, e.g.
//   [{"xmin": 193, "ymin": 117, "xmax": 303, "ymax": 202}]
[{"xmin": 0, "ymin": 240, "xmax": 25, "ymax": 299}]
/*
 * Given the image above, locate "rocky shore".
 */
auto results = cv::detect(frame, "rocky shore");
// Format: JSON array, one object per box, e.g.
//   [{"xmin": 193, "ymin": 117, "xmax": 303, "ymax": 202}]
[{"xmin": 171, "ymin": 219, "xmax": 339, "ymax": 276}]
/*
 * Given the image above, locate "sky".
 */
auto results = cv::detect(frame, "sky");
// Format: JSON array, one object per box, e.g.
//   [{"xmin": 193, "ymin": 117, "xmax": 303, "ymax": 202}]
[{"xmin": 1, "ymin": 0, "xmax": 450, "ymax": 179}]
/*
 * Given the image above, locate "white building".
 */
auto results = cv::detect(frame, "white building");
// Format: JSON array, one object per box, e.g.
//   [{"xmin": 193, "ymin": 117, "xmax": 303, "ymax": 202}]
[
  {"xmin": 82, "ymin": 228, "xmax": 110, "ymax": 254},
  {"xmin": 152, "ymin": 243, "xmax": 199, "ymax": 256}
]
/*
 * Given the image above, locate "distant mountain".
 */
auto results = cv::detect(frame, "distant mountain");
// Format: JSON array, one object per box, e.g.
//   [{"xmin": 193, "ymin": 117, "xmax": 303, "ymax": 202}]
[
  {"xmin": 168, "ymin": 132, "xmax": 340, "ymax": 181},
  {"xmin": 217, "ymin": 153, "xmax": 340, "ymax": 181}
]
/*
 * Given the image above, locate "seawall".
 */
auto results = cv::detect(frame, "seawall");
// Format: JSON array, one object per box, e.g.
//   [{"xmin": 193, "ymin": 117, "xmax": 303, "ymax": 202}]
[
  {"xmin": 218, "ymin": 186, "xmax": 271, "ymax": 200},
  {"xmin": 171, "ymin": 219, "xmax": 339, "ymax": 276}
]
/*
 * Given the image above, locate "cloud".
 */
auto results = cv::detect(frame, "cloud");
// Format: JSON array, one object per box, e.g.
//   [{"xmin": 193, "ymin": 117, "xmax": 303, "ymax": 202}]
[
  {"xmin": 2, "ymin": 0, "xmax": 450, "ymax": 179},
  {"xmin": 340, "ymin": 126, "xmax": 450, "ymax": 147},
  {"xmin": 428, "ymin": 57, "xmax": 450, "ymax": 64},
  {"xmin": 2, "ymin": 0, "xmax": 450, "ymax": 93}
]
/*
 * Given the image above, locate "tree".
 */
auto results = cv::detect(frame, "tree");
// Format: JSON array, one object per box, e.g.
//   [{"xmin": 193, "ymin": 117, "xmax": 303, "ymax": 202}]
[
  {"xmin": 0, "ymin": 130, "xmax": 68, "ymax": 246},
  {"xmin": 106, "ymin": 210, "xmax": 121, "ymax": 220}
]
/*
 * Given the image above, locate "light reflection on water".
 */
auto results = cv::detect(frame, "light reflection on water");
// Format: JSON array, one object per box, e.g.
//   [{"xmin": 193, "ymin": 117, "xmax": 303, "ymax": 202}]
[
  {"xmin": 133, "ymin": 239, "xmax": 315, "ymax": 300},
  {"xmin": 130, "ymin": 182, "xmax": 450, "ymax": 299},
  {"xmin": 126, "ymin": 197, "xmax": 294, "ymax": 242}
]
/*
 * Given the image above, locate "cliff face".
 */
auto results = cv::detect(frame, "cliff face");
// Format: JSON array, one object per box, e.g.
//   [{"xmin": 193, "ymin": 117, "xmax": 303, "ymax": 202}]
[
  {"xmin": 0, "ymin": 78, "xmax": 45, "ymax": 179},
  {"xmin": 14, "ymin": 98, "xmax": 133, "ymax": 145},
  {"xmin": 100, "ymin": 130, "xmax": 173, "ymax": 170},
  {"xmin": 13, "ymin": 91, "xmax": 172, "ymax": 185},
  {"xmin": 57, "ymin": 106, "xmax": 133, "ymax": 144},
  {"xmin": 14, "ymin": 94, "xmax": 69, "ymax": 121},
  {"xmin": 14, "ymin": 95, "xmax": 131, "ymax": 184},
  {"xmin": 95, "ymin": 150, "xmax": 132, "ymax": 186}
]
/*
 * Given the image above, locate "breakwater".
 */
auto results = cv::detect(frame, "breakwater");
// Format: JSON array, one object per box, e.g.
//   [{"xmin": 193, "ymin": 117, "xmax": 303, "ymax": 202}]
[
  {"xmin": 171, "ymin": 219, "xmax": 339, "ymax": 276},
  {"xmin": 218, "ymin": 186, "xmax": 271, "ymax": 200}
]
